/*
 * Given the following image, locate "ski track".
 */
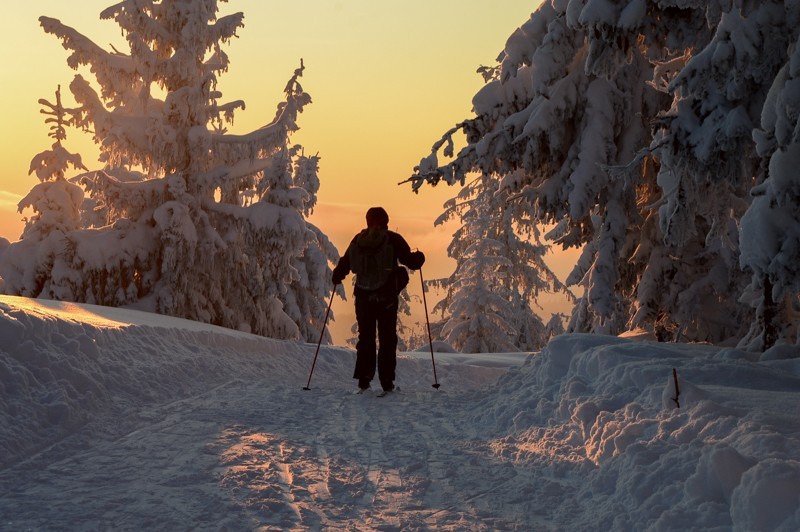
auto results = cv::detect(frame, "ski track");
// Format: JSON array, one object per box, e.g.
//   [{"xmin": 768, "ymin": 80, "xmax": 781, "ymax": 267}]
[{"xmin": 0, "ymin": 376, "xmax": 559, "ymax": 530}]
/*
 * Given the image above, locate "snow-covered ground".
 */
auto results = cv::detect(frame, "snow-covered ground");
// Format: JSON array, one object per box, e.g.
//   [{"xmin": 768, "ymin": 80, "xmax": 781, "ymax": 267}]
[{"xmin": 1, "ymin": 294, "xmax": 799, "ymax": 531}]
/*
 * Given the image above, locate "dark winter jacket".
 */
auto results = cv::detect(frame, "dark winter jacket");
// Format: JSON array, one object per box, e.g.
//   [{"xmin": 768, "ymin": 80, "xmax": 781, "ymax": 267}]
[{"xmin": 332, "ymin": 228, "xmax": 425, "ymax": 298}]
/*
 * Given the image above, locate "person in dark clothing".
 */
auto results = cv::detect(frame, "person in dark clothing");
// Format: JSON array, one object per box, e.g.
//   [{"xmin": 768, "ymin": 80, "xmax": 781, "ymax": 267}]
[{"xmin": 332, "ymin": 207, "xmax": 425, "ymax": 394}]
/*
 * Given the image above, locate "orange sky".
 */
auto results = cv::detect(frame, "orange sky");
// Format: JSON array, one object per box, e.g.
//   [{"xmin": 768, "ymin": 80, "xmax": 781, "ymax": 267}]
[{"xmin": 0, "ymin": 1, "xmax": 576, "ymax": 345}]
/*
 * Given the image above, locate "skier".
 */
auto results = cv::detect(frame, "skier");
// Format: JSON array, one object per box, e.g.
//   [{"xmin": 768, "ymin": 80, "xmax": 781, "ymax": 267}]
[{"xmin": 332, "ymin": 207, "xmax": 425, "ymax": 395}]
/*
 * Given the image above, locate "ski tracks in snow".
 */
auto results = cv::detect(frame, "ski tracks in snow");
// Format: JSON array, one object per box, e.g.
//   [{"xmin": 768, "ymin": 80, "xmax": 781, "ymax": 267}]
[
  {"xmin": 212, "ymin": 383, "xmax": 519, "ymax": 530},
  {"xmin": 0, "ymin": 376, "xmax": 554, "ymax": 530}
]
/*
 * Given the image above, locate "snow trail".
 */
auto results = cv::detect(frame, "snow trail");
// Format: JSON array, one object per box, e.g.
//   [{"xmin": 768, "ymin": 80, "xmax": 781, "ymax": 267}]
[
  {"xmin": 1, "ymin": 377, "xmax": 536, "ymax": 529},
  {"xmin": 0, "ymin": 296, "xmax": 533, "ymax": 529}
]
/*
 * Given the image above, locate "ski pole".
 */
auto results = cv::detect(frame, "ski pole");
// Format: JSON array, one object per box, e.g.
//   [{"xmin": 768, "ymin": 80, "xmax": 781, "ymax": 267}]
[
  {"xmin": 303, "ymin": 288, "xmax": 335, "ymax": 390},
  {"xmin": 419, "ymin": 268, "xmax": 440, "ymax": 389}
]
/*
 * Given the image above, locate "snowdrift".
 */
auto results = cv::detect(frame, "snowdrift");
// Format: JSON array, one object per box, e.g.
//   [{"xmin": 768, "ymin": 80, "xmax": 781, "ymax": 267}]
[
  {"xmin": 2, "ymin": 295, "xmax": 799, "ymax": 530},
  {"xmin": 478, "ymin": 334, "xmax": 800, "ymax": 530},
  {"xmin": 0, "ymin": 296, "xmax": 312, "ymax": 467}
]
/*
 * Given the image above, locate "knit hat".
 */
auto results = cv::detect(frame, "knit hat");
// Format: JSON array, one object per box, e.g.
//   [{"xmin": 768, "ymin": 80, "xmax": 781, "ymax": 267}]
[{"xmin": 365, "ymin": 206, "xmax": 389, "ymax": 228}]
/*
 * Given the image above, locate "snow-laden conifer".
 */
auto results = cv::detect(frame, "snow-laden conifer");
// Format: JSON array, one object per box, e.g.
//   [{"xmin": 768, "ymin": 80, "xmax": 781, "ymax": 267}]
[
  {"xmin": 640, "ymin": 1, "xmax": 793, "ymax": 342},
  {"xmin": 409, "ymin": 1, "xmax": 665, "ymax": 336},
  {"xmin": 1, "ymin": 1, "xmax": 336, "ymax": 339},
  {"xmin": 429, "ymin": 173, "xmax": 570, "ymax": 352},
  {"xmin": 1, "ymin": 87, "xmax": 88, "ymax": 300},
  {"xmin": 408, "ymin": 0, "xmax": 799, "ymax": 346},
  {"xmin": 740, "ymin": 23, "xmax": 800, "ymax": 349}
]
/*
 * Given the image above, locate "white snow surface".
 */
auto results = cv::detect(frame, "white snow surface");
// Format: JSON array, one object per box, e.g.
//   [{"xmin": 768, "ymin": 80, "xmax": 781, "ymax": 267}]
[{"xmin": 1, "ymin": 295, "xmax": 799, "ymax": 531}]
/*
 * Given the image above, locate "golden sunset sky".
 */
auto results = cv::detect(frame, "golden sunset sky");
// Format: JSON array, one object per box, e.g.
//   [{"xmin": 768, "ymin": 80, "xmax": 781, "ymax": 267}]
[{"xmin": 0, "ymin": 0, "xmax": 575, "ymax": 344}]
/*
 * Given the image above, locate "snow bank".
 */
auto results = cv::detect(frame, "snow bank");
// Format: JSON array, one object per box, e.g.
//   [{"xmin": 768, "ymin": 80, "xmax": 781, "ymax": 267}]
[
  {"xmin": 411, "ymin": 339, "xmax": 459, "ymax": 353},
  {"xmin": 477, "ymin": 333, "xmax": 800, "ymax": 530},
  {"xmin": 0, "ymin": 296, "xmax": 311, "ymax": 468}
]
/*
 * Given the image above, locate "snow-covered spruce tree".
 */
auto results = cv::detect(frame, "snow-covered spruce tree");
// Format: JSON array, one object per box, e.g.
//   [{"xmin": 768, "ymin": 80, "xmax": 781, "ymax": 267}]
[
  {"xmin": 408, "ymin": 1, "xmax": 791, "ymax": 344},
  {"xmin": 429, "ymin": 173, "xmax": 570, "ymax": 352},
  {"xmin": 739, "ymin": 19, "xmax": 800, "ymax": 349},
  {"xmin": 641, "ymin": 1, "xmax": 793, "ymax": 343},
  {"xmin": 435, "ymin": 243, "xmax": 518, "ymax": 353},
  {"xmin": 566, "ymin": 0, "xmax": 793, "ymax": 343},
  {"xmin": 0, "ymin": 1, "xmax": 336, "ymax": 339},
  {"xmin": 409, "ymin": 1, "xmax": 672, "ymax": 336},
  {"xmin": 0, "ymin": 87, "xmax": 89, "ymax": 299},
  {"xmin": 285, "ymin": 152, "xmax": 355, "ymax": 342},
  {"xmin": 544, "ymin": 312, "xmax": 566, "ymax": 340}
]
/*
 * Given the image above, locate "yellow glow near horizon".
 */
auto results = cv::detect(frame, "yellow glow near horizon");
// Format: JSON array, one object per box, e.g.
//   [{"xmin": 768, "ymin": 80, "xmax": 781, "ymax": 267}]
[{"xmin": 0, "ymin": 1, "xmax": 579, "ymax": 344}]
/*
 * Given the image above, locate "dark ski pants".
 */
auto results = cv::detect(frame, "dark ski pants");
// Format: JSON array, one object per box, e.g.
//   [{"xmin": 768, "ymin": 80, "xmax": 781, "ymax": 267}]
[{"xmin": 354, "ymin": 294, "xmax": 398, "ymax": 391}]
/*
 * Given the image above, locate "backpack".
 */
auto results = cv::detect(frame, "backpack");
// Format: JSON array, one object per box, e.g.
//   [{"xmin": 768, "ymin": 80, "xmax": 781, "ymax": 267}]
[{"xmin": 350, "ymin": 228, "xmax": 395, "ymax": 291}]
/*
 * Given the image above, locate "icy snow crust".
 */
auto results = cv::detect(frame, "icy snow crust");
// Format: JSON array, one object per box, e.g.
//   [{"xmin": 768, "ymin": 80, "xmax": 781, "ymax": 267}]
[{"xmin": 1, "ymin": 295, "xmax": 799, "ymax": 530}]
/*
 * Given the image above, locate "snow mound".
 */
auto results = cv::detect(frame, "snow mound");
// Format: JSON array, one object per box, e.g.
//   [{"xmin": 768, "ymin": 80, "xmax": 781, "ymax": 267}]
[
  {"xmin": 475, "ymin": 334, "xmax": 800, "ymax": 530},
  {"xmin": 412, "ymin": 340, "xmax": 459, "ymax": 353}
]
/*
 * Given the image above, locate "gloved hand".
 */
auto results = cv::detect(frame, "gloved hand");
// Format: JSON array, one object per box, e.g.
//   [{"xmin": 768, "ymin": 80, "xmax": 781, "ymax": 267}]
[
  {"xmin": 332, "ymin": 271, "xmax": 345, "ymax": 285},
  {"xmin": 409, "ymin": 250, "xmax": 425, "ymax": 270}
]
